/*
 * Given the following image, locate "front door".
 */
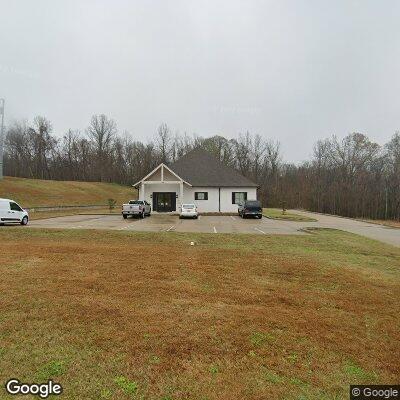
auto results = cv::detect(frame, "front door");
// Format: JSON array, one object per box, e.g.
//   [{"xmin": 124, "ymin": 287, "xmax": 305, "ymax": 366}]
[{"xmin": 153, "ymin": 192, "xmax": 176, "ymax": 212}]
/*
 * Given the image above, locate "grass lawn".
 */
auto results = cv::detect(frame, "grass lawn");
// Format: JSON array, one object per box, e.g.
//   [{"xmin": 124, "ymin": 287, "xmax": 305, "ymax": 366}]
[
  {"xmin": 0, "ymin": 176, "xmax": 136, "ymax": 208},
  {"xmin": 29, "ymin": 208, "xmax": 121, "ymax": 220},
  {"xmin": 263, "ymin": 208, "xmax": 317, "ymax": 222},
  {"xmin": 0, "ymin": 228, "xmax": 399, "ymax": 399}
]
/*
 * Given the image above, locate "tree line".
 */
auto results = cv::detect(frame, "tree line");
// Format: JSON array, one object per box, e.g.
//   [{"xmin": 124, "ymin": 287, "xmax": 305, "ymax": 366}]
[{"xmin": 3, "ymin": 114, "xmax": 400, "ymax": 220}]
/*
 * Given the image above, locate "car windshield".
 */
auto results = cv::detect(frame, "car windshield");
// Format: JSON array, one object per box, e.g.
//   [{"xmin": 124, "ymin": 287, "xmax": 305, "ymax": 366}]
[
  {"xmin": 182, "ymin": 204, "xmax": 195, "ymax": 209},
  {"xmin": 246, "ymin": 201, "xmax": 261, "ymax": 207},
  {"xmin": 129, "ymin": 201, "xmax": 143, "ymax": 205}
]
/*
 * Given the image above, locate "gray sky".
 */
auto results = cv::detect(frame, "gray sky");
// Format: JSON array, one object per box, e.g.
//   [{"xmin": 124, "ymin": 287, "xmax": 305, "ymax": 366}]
[{"xmin": 1, "ymin": 0, "xmax": 399, "ymax": 162}]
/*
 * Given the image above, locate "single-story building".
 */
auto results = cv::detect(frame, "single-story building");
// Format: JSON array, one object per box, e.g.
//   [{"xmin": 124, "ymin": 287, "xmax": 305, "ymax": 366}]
[{"xmin": 133, "ymin": 148, "xmax": 258, "ymax": 213}]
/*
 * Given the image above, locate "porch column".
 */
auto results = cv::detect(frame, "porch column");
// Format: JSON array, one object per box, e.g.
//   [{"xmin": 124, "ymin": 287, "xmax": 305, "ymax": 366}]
[
  {"xmin": 141, "ymin": 182, "xmax": 145, "ymax": 201},
  {"xmin": 179, "ymin": 181, "xmax": 183, "ymax": 205}
]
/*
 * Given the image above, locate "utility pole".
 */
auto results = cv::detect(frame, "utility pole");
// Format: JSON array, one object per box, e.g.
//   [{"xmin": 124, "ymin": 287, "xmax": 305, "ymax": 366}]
[{"xmin": 0, "ymin": 98, "xmax": 4, "ymax": 180}]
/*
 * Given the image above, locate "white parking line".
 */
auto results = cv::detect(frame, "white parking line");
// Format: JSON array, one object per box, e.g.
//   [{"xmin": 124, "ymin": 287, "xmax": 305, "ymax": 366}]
[
  {"xmin": 230, "ymin": 216, "xmax": 236, "ymax": 220},
  {"xmin": 166, "ymin": 225, "xmax": 175, "ymax": 232},
  {"xmin": 213, "ymin": 226, "xmax": 217, "ymax": 233},
  {"xmin": 254, "ymin": 227, "xmax": 266, "ymax": 234},
  {"xmin": 198, "ymin": 215, "xmax": 201, "ymax": 220}
]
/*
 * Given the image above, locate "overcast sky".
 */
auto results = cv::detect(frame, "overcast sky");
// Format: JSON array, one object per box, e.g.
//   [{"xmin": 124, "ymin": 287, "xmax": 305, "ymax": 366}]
[{"xmin": 1, "ymin": 0, "xmax": 399, "ymax": 162}]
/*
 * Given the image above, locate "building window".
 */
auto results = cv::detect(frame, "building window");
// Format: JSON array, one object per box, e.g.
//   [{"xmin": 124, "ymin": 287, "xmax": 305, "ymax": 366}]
[
  {"xmin": 232, "ymin": 192, "xmax": 247, "ymax": 204},
  {"xmin": 195, "ymin": 192, "xmax": 208, "ymax": 200}
]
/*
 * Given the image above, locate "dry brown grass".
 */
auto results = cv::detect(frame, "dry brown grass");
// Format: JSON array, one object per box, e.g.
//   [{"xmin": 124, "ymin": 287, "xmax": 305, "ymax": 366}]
[
  {"xmin": 0, "ymin": 229, "xmax": 399, "ymax": 399},
  {"xmin": 0, "ymin": 176, "xmax": 136, "ymax": 207},
  {"xmin": 263, "ymin": 208, "xmax": 317, "ymax": 222},
  {"xmin": 29, "ymin": 208, "xmax": 120, "ymax": 220}
]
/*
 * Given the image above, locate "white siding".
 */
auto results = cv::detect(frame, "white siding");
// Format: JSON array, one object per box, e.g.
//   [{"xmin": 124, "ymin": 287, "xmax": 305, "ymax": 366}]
[
  {"xmin": 220, "ymin": 187, "xmax": 258, "ymax": 212},
  {"xmin": 183, "ymin": 187, "xmax": 220, "ymax": 213},
  {"xmin": 139, "ymin": 184, "xmax": 258, "ymax": 213},
  {"xmin": 184, "ymin": 186, "xmax": 257, "ymax": 212}
]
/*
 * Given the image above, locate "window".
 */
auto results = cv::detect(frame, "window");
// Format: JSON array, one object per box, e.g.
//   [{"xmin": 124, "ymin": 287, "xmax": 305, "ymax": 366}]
[
  {"xmin": 195, "ymin": 192, "xmax": 208, "ymax": 200},
  {"xmin": 10, "ymin": 202, "xmax": 22, "ymax": 211},
  {"xmin": 246, "ymin": 200, "xmax": 261, "ymax": 207},
  {"xmin": 232, "ymin": 192, "xmax": 247, "ymax": 205}
]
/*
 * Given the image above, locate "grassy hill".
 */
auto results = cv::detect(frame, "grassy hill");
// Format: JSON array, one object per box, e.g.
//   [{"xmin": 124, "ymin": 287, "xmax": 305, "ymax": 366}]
[{"xmin": 0, "ymin": 176, "xmax": 136, "ymax": 207}]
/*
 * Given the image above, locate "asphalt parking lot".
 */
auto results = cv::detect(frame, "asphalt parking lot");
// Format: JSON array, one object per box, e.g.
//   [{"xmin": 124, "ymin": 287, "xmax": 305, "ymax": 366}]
[
  {"xmin": 29, "ymin": 214, "xmax": 302, "ymax": 235},
  {"xmin": 26, "ymin": 211, "xmax": 400, "ymax": 246}
]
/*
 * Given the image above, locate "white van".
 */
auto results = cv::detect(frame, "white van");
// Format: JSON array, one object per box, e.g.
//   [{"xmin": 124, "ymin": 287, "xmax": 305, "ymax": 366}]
[{"xmin": 0, "ymin": 199, "xmax": 29, "ymax": 225}]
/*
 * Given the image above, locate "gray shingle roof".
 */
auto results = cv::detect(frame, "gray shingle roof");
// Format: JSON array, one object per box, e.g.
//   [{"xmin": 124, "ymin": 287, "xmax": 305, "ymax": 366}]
[{"xmin": 169, "ymin": 148, "xmax": 258, "ymax": 187}]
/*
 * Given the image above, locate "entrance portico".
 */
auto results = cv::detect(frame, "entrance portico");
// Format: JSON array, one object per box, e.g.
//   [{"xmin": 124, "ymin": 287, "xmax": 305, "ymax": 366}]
[{"xmin": 134, "ymin": 164, "xmax": 189, "ymax": 212}]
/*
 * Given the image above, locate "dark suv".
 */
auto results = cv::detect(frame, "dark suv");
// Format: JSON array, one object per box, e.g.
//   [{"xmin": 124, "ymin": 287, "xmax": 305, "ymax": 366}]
[{"xmin": 238, "ymin": 200, "xmax": 263, "ymax": 219}]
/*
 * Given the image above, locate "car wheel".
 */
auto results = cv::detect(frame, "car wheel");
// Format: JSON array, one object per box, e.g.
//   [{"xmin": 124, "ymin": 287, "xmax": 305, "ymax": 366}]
[
  {"xmin": 141, "ymin": 212, "xmax": 145, "ymax": 219},
  {"xmin": 123, "ymin": 214, "xmax": 127, "ymax": 219},
  {"xmin": 20, "ymin": 216, "xmax": 29, "ymax": 226}
]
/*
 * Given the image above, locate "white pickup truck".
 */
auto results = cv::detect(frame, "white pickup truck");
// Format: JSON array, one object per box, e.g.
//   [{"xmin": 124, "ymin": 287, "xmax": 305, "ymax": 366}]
[{"xmin": 122, "ymin": 200, "xmax": 151, "ymax": 219}]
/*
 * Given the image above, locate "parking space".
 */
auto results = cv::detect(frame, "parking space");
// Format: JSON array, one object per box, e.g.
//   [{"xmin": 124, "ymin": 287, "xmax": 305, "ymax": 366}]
[
  {"xmin": 29, "ymin": 214, "xmax": 304, "ymax": 235},
  {"xmin": 26, "ymin": 211, "xmax": 400, "ymax": 246}
]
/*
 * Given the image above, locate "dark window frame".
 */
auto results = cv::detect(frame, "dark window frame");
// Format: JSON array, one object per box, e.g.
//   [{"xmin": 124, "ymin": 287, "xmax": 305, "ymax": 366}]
[
  {"xmin": 195, "ymin": 192, "xmax": 208, "ymax": 200},
  {"xmin": 232, "ymin": 192, "xmax": 247, "ymax": 205}
]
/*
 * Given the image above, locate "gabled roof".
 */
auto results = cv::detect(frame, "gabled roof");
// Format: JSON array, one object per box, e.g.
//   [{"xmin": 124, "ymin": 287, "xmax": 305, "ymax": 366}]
[
  {"xmin": 168, "ymin": 148, "xmax": 258, "ymax": 187},
  {"xmin": 133, "ymin": 163, "xmax": 191, "ymax": 187}
]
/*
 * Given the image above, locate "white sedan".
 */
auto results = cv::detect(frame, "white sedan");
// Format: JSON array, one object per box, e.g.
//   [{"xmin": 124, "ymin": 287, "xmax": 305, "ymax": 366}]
[{"xmin": 179, "ymin": 204, "xmax": 198, "ymax": 219}]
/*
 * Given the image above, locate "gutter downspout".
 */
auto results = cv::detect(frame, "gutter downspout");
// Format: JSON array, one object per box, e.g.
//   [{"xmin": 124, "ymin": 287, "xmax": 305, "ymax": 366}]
[{"xmin": 218, "ymin": 187, "xmax": 221, "ymax": 212}]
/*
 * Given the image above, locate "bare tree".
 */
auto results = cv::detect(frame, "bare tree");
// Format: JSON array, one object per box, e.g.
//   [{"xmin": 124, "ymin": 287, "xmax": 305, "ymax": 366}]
[
  {"xmin": 156, "ymin": 123, "xmax": 171, "ymax": 163},
  {"xmin": 200, "ymin": 135, "xmax": 234, "ymax": 165},
  {"xmin": 86, "ymin": 114, "xmax": 117, "ymax": 181},
  {"xmin": 31, "ymin": 116, "xmax": 56, "ymax": 179},
  {"xmin": 4, "ymin": 115, "xmax": 400, "ymax": 222},
  {"xmin": 4, "ymin": 120, "xmax": 32, "ymax": 177}
]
